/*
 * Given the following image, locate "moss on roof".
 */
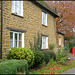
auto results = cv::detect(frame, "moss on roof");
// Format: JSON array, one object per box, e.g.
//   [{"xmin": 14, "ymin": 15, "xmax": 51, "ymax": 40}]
[{"xmin": 37, "ymin": 1, "xmax": 57, "ymax": 14}]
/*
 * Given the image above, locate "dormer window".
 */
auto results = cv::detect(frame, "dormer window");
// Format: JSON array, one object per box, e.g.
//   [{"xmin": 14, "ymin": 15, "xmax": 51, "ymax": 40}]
[
  {"xmin": 12, "ymin": 0, "xmax": 23, "ymax": 16},
  {"xmin": 42, "ymin": 11, "xmax": 47, "ymax": 26}
]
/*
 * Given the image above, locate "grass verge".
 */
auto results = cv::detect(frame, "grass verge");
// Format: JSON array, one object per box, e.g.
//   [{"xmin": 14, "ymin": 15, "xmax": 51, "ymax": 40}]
[{"xmin": 30, "ymin": 59, "xmax": 75, "ymax": 74}]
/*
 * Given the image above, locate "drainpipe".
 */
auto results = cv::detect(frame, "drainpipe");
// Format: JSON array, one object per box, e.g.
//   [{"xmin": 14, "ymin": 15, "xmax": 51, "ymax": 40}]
[{"xmin": 1, "ymin": 1, "xmax": 3, "ymax": 59}]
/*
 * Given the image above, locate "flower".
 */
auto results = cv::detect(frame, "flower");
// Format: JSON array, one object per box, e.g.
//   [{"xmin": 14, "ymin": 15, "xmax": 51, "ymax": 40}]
[
  {"xmin": 68, "ymin": 57, "xmax": 70, "ymax": 60},
  {"xmin": 56, "ymin": 50, "xmax": 58, "ymax": 52},
  {"xmin": 71, "ymin": 56, "xmax": 73, "ymax": 59},
  {"xmin": 69, "ymin": 60, "xmax": 72, "ymax": 62}
]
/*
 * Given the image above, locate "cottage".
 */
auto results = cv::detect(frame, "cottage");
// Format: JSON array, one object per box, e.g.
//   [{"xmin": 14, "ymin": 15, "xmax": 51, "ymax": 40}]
[{"xmin": 0, "ymin": 1, "xmax": 59, "ymax": 59}]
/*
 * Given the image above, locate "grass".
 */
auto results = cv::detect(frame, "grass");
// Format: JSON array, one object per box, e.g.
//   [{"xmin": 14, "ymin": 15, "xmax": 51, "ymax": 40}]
[{"xmin": 30, "ymin": 58, "xmax": 75, "ymax": 74}]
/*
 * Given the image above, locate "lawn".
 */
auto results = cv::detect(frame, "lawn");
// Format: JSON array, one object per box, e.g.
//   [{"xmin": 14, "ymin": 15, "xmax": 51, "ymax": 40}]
[{"xmin": 30, "ymin": 56, "xmax": 75, "ymax": 74}]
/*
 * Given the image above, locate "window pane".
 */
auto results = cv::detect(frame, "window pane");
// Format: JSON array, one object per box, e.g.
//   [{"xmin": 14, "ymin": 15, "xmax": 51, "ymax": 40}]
[
  {"xmin": 14, "ymin": 33, "xmax": 17, "ymax": 47},
  {"xmin": 19, "ymin": 41, "xmax": 22, "ymax": 47},
  {"xmin": 10, "ymin": 32, "xmax": 13, "ymax": 40},
  {"xmin": 44, "ymin": 37, "xmax": 46, "ymax": 48},
  {"xmin": 19, "ymin": 33, "xmax": 22, "ymax": 41},
  {"xmin": 15, "ymin": 33, "xmax": 17, "ymax": 41},
  {"xmin": 10, "ymin": 41, "xmax": 13, "ymax": 48},
  {"xmin": 14, "ymin": 41, "xmax": 17, "ymax": 47},
  {"xmin": 42, "ymin": 11, "xmax": 47, "ymax": 25},
  {"xmin": 10, "ymin": 32, "xmax": 13, "ymax": 48},
  {"xmin": 17, "ymin": 7, "xmax": 21, "ymax": 15},
  {"xmin": 42, "ymin": 36, "xmax": 46, "ymax": 49},
  {"xmin": 59, "ymin": 37, "xmax": 61, "ymax": 45}
]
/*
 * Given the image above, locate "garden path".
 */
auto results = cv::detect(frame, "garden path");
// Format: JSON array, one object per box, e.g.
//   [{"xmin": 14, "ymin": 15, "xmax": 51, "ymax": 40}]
[{"xmin": 62, "ymin": 68, "xmax": 75, "ymax": 74}]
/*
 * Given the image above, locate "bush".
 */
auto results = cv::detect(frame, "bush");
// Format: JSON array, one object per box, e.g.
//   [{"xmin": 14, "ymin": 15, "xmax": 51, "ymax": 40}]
[
  {"xmin": 56, "ymin": 48, "xmax": 70, "ymax": 64},
  {"xmin": 29, "ymin": 31, "xmax": 42, "ymax": 51},
  {"xmin": 48, "ymin": 51, "xmax": 56, "ymax": 61},
  {"xmin": 7, "ymin": 47, "xmax": 34, "ymax": 67},
  {"xmin": 43, "ymin": 51, "xmax": 50, "ymax": 64},
  {"xmin": 0, "ymin": 59, "xmax": 8, "ymax": 63},
  {"xmin": 33, "ymin": 51, "xmax": 44, "ymax": 67},
  {"xmin": 0, "ymin": 59, "xmax": 28, "ymax": 74}
]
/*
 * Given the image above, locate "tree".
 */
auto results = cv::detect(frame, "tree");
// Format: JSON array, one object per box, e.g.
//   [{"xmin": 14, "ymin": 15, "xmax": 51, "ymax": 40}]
[{"xmin": 45, "ymin": 1, "xmax": 75, "ymax": 39}]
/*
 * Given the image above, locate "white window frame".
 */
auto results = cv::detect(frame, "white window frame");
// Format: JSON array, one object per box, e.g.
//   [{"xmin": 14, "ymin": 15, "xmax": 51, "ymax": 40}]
[
  {"xmin": 42, "ymin": 36, "xmax": 48, "ymax": 49},
  {"xmin": 59, "ymin": 37, "xmax": 61, "ymax": 46},
  {"xmin": 12, "ymin": 0, "xmax": 23, "ymax": 16},
  {"xmin": 42, "ymin": 11, "xmax": 47, "ymax": 26},
  {"xmin": 10, "ymin": 31, "xmax": 24, "ymax": 48}
]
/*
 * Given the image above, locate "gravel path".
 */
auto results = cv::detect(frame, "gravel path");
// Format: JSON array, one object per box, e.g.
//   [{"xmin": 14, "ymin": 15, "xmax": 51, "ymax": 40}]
[{"xmin": 62, "ymin": 68, "xmax": 75, "ymax": 74}]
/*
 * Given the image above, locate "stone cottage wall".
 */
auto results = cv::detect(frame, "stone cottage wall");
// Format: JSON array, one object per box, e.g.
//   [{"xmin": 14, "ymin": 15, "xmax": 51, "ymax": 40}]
[{"xmin": 2, "ymin": 1, "xmax": 57, "ymax": 58}]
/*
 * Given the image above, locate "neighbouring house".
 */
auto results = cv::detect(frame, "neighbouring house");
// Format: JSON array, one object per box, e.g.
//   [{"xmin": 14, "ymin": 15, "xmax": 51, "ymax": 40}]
[
  {"xmin": 0, "ymin": 1, "xmax": 59, "ymax": 59},
  {"xmin": 56, "ymin": 30, "xmax": 65, "ymax": 49}
]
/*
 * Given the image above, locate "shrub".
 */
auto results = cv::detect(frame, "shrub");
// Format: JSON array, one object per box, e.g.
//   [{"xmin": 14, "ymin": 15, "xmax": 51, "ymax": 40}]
[
  {"xmin": 29, "ymin": 31, "xmax": 42, "ymax": 51},
  {"xmin": 0, "ymin": 59, "xmax": 8, "ymax": 63},
  {"xmin": 0, "ymin": 59, "xmax": 28, "ymax": 74},
  {"xmin": 48, "ymin": 51, "xmax": 56, "ymax": 61},
  {"xmin": 43, "ymin": 51, "xmax": 50, "ymax": 64},
  {"xmin": 33, "ymin": 51, "xmax": 44, "ymax": 67},
  {"xmin": 56, "ymin": 48, "xmax": 70, "ymax": 64},
  {"xmin": 49, "ymin": 44, "xmax": 55, "ymax": 51},
  {"xmin": 7, "ymin": 47, "xmax": 34, "ymax": 67}
]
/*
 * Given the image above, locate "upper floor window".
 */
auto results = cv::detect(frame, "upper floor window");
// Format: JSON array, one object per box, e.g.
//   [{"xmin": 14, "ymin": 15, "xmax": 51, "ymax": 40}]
[
  {"xmin": 42, "ymin": 11, "xmax": 47, "ymax": 26},
  {"xmin": 10, "ymin": 31, "xmax": 24, "ymax": 48},
  {"xmin": 59, "ymin": 37, "xmax": 61, "ymax": 46},
  {"xmin": 12, "ymin": 0, "xmax": 23, "ymax": 16},
  {"xmin": 42, "ymin": 36, "xmax": 48, "ymax": 49}
]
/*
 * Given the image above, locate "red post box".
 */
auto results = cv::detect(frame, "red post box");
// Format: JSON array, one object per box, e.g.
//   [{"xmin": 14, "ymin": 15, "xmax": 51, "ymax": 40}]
[{"xmin": 72, "ymin": 47, "xmax": 75, "ymax": 55}]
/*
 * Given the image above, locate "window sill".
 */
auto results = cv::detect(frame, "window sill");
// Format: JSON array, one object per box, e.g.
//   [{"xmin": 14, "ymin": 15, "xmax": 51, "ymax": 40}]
[
  {"xmin": 42, "ymin": 24, "xmax": 47, "ymax": 27},
  {"xmin": 11, "ymin": 13, "xmax": 24, "ymax": 18}
]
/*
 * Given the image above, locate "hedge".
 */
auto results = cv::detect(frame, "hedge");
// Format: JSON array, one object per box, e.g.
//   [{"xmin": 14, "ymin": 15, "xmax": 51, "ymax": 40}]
[{"xmin": 0, "ymin": 59, "xmax": 28, "ymax": 74}]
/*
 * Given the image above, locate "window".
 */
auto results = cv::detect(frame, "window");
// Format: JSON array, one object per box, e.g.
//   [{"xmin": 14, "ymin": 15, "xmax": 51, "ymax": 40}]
[
  {"xmin": 10, "ymin": 31, "xmax": 24, "ymax": 48},
  {"xmin": 42, "ymin": 36, "xmax": 48, "ymax": 49},
  {"xmin": 12, "ymin": 0, "xmax": 23, "ymax": 16},
  {"xmin": 59, "ymin": 37, "xmax": 61, "ymax": 46},
  {"xmin": 42, "ymin": 11, "xmax": 47, "ymax": 26}
]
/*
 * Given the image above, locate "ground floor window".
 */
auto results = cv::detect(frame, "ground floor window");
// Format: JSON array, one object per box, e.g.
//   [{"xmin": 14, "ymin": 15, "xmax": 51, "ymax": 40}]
[
  {"xmin": 42, "ymin": 36, "xmax": 48, "ymax": 49},
  {"xmin": 10, "ymin": 31, "xmax": 24, "ymax": 48}
]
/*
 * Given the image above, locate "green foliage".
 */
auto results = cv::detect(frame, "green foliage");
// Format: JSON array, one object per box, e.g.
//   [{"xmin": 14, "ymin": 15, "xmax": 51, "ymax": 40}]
[
  {"xmin": 65, "ymin": 36, "xmax": 75, "ymax": 53},
  {"xmin": 56, "ymin": 48, "xmax": 70, "ymax": 64},
  {"xmin": 49, "ymin": 44, "xmax": 55, "ymax": 51},
  {"xmin": 47, "ymin": 58, "xmax": 56, "ymax": 67},
  {"xmin": 43, "ymin": 51, "xmax": 50, "ymax": 64},
  {"xmin": 0, "ymin": 59, "xmax": 8, "ymax": 63},
  {"xmin": 42, "ymin": 51, "xmax": 56, "ymax": 64},
  {"xmin": 33, "ymin": 51, "xmax": 44, "ymax": 67},
  {"xmin": 48, "ymin": 51, "xmax": 56, "ymax": 61},
  {"xmin": 29, "ymin": 31, "xmax": 42, "ymax": 51},
  {"xmin": 0, "ymin": 59, "xmax": 28, "ymax": 74},
  {"xmin": 7, "ymin": 47, "xmax": 34, "ymax": 67}
]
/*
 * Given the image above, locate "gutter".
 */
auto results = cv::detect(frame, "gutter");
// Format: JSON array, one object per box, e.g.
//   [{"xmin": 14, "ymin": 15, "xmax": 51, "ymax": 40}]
[{"xmin": 1, "ymin": 1, "xmax": 3, "ymax": 59}]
